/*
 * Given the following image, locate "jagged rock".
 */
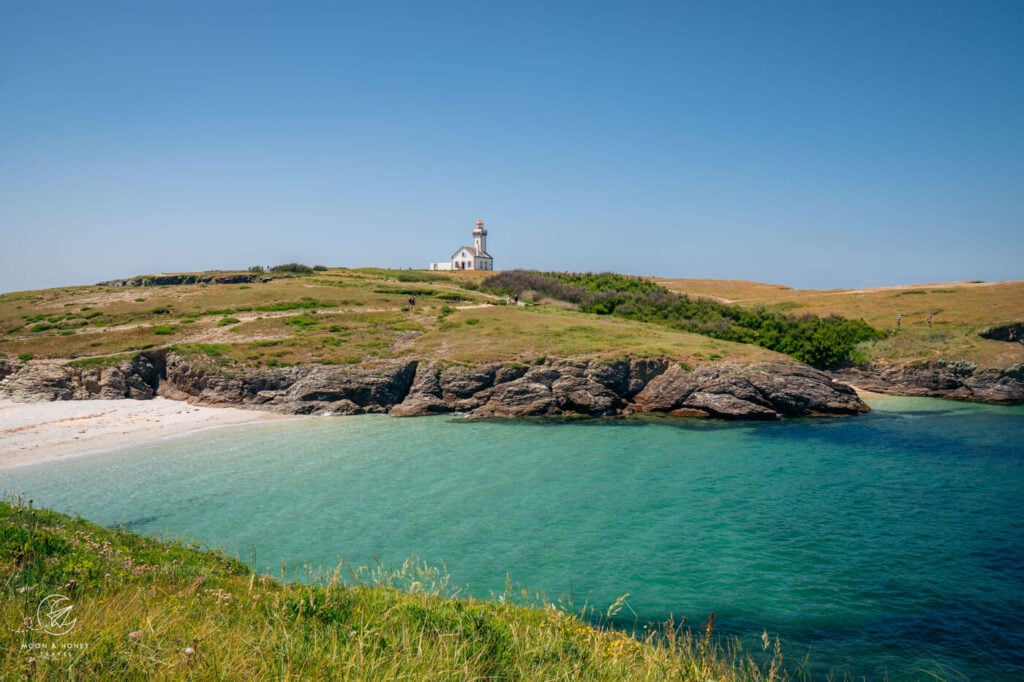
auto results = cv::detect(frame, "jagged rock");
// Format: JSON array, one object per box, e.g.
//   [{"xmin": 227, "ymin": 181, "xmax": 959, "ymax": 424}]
[
  {"xmin": 585, "ymin": 358, "xmax": 670, "ymax": 398},
  {"xmin": 0, "ymin": 362, "xmax": 76, "ymax": 401},
  {"xmin": 832, "ymin": 362, "xmax": 1024, "ymax": 405},
  {"xmin": 0, "ymin": 355, "xmax": 160, "ymax": 402},
  {"xmin": 440, "ymin": 364, "xmax": 497, "ymax": 399},
  {"xmin": 267, "ymin": 362, "xmax": 416, "ymax": 414},
  {"xmin": 631, "ymin": 364, "xmax": 698, "ymax": 412},
  {"xmin": 634, "ymin": 363, "xmax": 864, "ymax": 419},
  {"xmin": 472, "ymin": 378, "xmax": 557, "ymax": 418},
  {"xmin": 1, "ymin": 352, "xmax": 881, "ymax": 419},
  {"xmin": 389, "ymin": 363, "xmax": 449, "ymax": 417},
  {"xmin": 494, "ymin": 364, "xmax": 529, "ymax": 384}
]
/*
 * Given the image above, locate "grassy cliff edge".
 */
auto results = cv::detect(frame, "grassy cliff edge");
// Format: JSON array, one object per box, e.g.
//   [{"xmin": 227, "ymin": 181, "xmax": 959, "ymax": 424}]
[{"xmin": 2, "ymin": 499, "xmax": 793, "ymax": 680}]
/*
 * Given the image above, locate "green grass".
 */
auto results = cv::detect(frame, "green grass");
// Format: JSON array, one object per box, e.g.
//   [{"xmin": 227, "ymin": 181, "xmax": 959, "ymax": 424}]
[
  {"xmin": 1, "ymin": 498, "xmax": 802, "ymax": 681},
  {"xmin": 3, "ymin": 267, "xmax": 1019, "ymax": 372}
]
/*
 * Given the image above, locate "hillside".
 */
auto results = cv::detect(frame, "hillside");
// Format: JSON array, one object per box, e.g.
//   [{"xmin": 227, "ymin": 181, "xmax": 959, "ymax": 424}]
[
  {"xmin": 656, "ymin": 278, "xmax": 1024, "ymax": 370},
  {"xmin": 0, "ymin": 268, "xmax": 779, "ymax": 368},
  {"xmin": 0, "ymin": 498, "xmax": 789, "ymax": 680},
  {"xmin": 1, "ymin": 269, "xmax": 1021, "ymax": 409}
]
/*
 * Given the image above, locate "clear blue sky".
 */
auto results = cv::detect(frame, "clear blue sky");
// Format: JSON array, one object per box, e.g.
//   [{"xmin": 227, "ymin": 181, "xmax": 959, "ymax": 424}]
[{"xmin": 2, "ymin": 0, "xmax": 1022, "ymax": 293}]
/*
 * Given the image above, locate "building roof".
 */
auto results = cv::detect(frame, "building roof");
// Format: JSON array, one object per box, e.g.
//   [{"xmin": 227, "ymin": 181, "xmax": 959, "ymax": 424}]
[{"xmin": 450, "ymin": 245, "xmax": 493, "ymax": 259}]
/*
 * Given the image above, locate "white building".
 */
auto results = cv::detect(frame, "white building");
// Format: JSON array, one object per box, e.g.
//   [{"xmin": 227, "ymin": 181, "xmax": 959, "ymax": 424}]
[{"xmin": 429, "ymin": 219, "xmax": 494, "ymax": 271}]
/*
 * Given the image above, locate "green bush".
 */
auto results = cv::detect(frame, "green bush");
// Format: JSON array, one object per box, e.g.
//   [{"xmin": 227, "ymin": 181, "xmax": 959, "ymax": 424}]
[
  {"xmin": 481, "ymin": 271, "xmax": 882, "ymax": 369},
  {"xmin": 272, "ymin": 263, "xmax": 314, "ymax": 274}
]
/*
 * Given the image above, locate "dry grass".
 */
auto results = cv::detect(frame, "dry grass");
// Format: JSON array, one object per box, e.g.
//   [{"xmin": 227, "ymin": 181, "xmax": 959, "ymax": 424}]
[
  {"xmin": 657, "ymin": 278, "xmax": 1024, "ymax": 368},
  {"xmin": 5, "ymin": 269, "xmax": 1018, "ymax": 370},
  {"xmin": 410, "ymin": 304, "xmax": 783, "ymax": 365},
  {"xmin": 0, "ymin": 269, "xmax": 780, "ymax": 368}
]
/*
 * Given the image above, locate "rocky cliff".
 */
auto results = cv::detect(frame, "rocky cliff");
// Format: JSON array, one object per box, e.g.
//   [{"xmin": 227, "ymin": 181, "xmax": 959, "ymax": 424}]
[
  {"xmin": 831, "ymin": 361, "xmax": 1024, "ymax": 405},
  {"xmin": 0, "ymin": 353, "xmax": 869, "ymax": 420}
]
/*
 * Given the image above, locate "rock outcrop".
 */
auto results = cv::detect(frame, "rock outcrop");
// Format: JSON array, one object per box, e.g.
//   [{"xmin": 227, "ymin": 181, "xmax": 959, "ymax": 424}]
[
  {"xmin": 0, "ymin": 353, "xmax": 869, "ymax": 419},
  {"xmin": 0, "ymin": 355, "xmax": 161, "ymax": 402},
  {"xmin": 632, "ymin": 362, "xmax": 866, "ymax": 418},
  {"xmin": 391, "ymin": 358, "xmax": 670, "ymax": 418},
  {"xmin": 979, "ymin": 323, "xmax": 1024, "ymax": 344},
  {"xmin": 832, "ymin": 362, "xmax": 1024, "ymax": 405}
]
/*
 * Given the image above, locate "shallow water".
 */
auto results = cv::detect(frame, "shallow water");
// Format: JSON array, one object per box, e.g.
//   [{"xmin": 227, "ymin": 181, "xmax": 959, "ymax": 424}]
[{"xmin": 4, "ymin": 396, "xmax": 1023, "ymax": 680}]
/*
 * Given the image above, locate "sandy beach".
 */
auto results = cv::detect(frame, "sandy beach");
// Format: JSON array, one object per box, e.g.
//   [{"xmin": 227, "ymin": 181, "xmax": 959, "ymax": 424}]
[{"xmin": 0, "ymin": 398, "xmax": 290, "ymax": 470}]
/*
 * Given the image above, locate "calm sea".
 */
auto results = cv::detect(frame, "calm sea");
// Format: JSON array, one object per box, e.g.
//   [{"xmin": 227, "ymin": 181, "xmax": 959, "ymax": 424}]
[{"xmin": 3, "ymin": 396, "xmax": 1023, "ymax": 680}]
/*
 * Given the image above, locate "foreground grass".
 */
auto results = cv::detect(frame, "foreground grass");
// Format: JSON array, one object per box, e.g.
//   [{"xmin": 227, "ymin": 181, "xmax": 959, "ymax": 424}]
[{"xmin": 2, "ymin": 499, "xmax": 795, "ymax": 681}]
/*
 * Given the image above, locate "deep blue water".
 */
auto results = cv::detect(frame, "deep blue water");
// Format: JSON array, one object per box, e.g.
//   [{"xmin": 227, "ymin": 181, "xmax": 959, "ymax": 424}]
[{"xmin": 3, "ymin": 396, "xmax": 1023, "ymax": 680}]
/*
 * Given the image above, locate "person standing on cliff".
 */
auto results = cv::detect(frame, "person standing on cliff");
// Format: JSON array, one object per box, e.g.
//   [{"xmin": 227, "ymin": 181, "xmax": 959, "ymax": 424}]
[
  {"xmin": 927, "ymin": 314, "xmax": 933, "ymax": 327},
  {"xmin": 896, "ymin": 314, "xmax": 902, "ymax": 327}
]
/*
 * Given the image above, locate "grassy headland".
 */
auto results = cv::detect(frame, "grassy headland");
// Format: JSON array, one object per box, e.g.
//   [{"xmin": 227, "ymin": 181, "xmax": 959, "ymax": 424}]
[
  {"xmin": 1, "ymin": 267, "xmax": 1019, "ymax": 373},
  {"xmin": 0, "ymin": 268, "xmax": 779, "ymax": 370},
  {"xmin": 1, "ymin": 499, "xmax": 792, "ymax": 680},
  {"xmin": 656, "ymin": 278, "xmax": 1024, "ymax": 369}
]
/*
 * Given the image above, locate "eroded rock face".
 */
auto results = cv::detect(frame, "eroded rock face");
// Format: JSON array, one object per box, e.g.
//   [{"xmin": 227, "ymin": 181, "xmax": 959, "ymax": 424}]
[
  {"xmin": 0, "ymin": 355, "xmax": 161, "ymax": 402},
  {"xmin": 1, "ymin": 353, "xmax": 872, "ymax": 419},
  {"xmin": 831, "ymin": 363, "xmax": 1024, "ymax": 405},
  {"xmin": 632, "ymin": 362, "xmax": 865, "ymax": 419},
  {"xmin": 162, "ymin": 354, "xmax": 417, "ymax": 415}
]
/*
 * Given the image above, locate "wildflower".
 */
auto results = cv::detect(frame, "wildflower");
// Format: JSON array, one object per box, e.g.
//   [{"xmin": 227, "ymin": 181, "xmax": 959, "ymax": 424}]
[
  {"xmin": 129, "ymin": 631, "xmax": 142, "ymax": 640},
  {"xmin": 347, "ymin": 630, "xmax": 357, "ymax": 639},
  {"xmin": 184, "ymin": 646, "xmax": 195, "ymax": 656}
]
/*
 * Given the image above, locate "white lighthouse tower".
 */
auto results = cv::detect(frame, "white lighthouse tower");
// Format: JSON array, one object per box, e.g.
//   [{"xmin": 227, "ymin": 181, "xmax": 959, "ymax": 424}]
[{"xmin": 473, "ymin": 219, "xmax": 487, "ymax": 255}]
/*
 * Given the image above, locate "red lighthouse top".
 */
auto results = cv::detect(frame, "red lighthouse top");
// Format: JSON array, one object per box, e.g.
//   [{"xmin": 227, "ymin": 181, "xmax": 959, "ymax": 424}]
[{"xmin": 473, "ymin": 219, "xmax": 486, "ymax": 233}]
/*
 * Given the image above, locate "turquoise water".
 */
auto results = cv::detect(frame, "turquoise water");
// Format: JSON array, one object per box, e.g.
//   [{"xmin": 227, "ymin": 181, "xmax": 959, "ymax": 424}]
[{"xmin": 3, "ymin": 396, "xmax": 1023, "ymax": 680}]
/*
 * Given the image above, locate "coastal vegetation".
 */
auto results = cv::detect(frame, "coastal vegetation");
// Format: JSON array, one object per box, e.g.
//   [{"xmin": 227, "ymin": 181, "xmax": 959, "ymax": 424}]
[
  {"xmin": 0, "ymin": 267, "xmax": 1019, "ymax": 373},
  {"xmin": 1, "ymin": 499, "xmax": 795, "ymax": 680},
  {"xmin": 480, "ymin": 271, "xmax": 882, "ymax": 369},
  {"xmin": 656, "ymin": 278, "xmax": 1024, "ymax": 369}
]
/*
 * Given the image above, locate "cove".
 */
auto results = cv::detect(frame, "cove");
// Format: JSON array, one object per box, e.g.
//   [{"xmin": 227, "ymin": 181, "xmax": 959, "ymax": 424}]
[{"xmin": 3, "ymin": 396, "xmax": 1023, "ymax": 680}]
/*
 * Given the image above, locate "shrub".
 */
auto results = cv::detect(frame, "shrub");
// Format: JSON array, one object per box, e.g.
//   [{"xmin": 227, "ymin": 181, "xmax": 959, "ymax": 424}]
[
  {"xmin": 271, "ymin": 263, "xmax": 314, "ymax": 274},
  {"xmin": 313, "ymin": 265, "xmax": 328, "ymax": 271},
  {"xmin": 18, "ymin": 352, "xmax": 33, "ymax": 362},
  {"xmin": 481, "ymin": 270, "xmax": 882, "ymax": 369},
  {"xmin": 218, "ymin": 317, "xmax": 241, "ymax": 326}
]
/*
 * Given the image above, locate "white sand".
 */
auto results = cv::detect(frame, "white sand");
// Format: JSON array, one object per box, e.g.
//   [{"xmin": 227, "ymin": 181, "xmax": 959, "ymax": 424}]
[{"xmin": 0, "ymin": 398, "xmax": 291, "ymax": 470}]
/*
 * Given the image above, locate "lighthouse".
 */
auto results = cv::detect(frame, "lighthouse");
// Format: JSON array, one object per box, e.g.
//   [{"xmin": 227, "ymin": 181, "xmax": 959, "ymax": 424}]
[
  {"xmin": 472, "ymin": 219, "xmax": 488, "ymax": 255},
  {"xmin": 428, "ymin": 219, "xmax": 495, "ymax": 271}
]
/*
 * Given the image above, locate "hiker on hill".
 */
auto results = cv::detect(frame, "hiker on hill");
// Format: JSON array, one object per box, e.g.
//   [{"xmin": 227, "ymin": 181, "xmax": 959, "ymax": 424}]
[{"xmin": 896, "ymin": 314, "xmax": 902, "ymax": 327}]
